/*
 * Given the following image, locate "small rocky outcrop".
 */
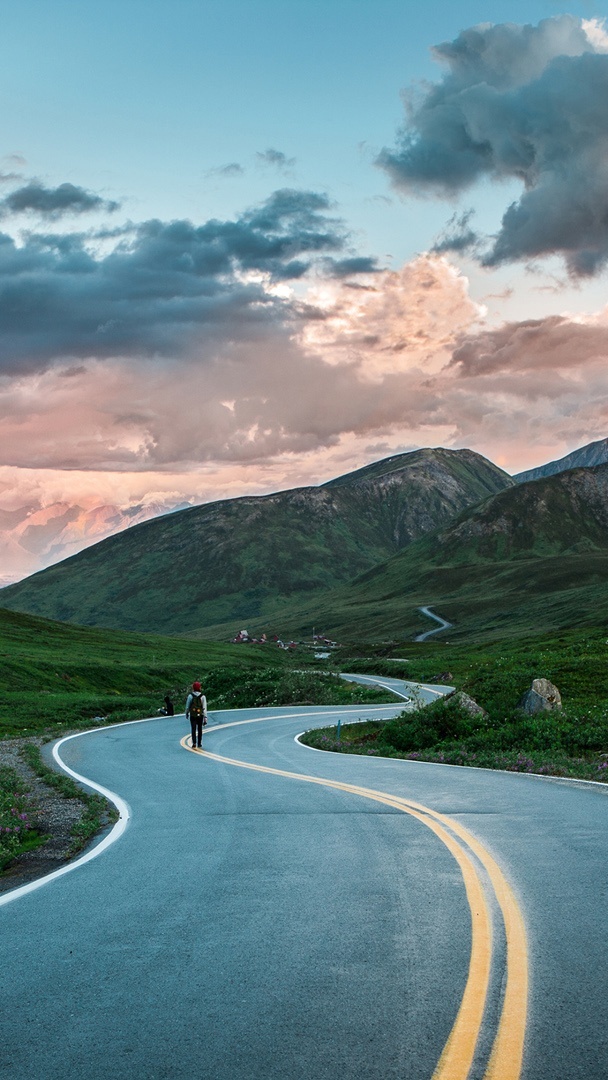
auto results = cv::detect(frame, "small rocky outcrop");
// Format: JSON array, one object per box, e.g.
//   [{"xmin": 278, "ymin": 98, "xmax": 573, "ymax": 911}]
[
  {"xmin": 517, "ymin": 678, "xmax": 562, "ymax": 714},
  {"xmin": 450, "ymin": 691, "xmax": 488, "ymax": 718}
]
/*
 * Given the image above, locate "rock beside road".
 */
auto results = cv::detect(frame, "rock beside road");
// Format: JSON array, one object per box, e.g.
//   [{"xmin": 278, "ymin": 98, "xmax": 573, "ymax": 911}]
[
  {"xmin": 449, "ymin": 691, "xmax": 488, "ymax": 718},
  {"xmin": 517, "ymin": 678, "xmax": 562, "ymax": 714}
]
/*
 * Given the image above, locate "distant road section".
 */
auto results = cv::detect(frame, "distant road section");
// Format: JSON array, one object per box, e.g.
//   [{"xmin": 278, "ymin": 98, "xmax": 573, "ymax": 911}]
[{"xmin": 415, "ymin": 606, "xmax": 453, "ymax": 641}]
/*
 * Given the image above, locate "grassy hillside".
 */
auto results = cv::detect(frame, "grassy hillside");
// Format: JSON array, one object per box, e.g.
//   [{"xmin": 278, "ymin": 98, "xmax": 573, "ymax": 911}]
[
  {"xmin": 222, "ymin": 466, "xmax": 608, "ymax": 642},
  {"xmin": 0, "ymin": 608, "xmax": 387, "ymax": 740},
  {"xmin": 0, "ymin": 447, "xmax": 512, "ymax": 634}
]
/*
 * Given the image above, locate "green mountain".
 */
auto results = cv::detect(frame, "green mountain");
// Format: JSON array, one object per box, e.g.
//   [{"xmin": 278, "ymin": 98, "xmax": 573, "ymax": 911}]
[
  {"xmin": 270, "ymin": 464, "xmax": 608, "ymax": 642},
  {"xmin": 0, "ymin": 448, "xmax": 512, "ymax": 633}
]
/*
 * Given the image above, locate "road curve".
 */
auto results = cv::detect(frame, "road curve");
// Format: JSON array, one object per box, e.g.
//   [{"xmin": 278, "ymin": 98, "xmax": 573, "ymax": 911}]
[
  {"xmin": 415, "ymin": 607, "xmax": 454, "ymax": 642},
  {"xmin": 2, "ymin": 691, "xmax": 608, "ymax": 1079}
]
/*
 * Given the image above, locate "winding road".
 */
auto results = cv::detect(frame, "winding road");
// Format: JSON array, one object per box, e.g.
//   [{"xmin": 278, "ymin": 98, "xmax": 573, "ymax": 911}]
[
  {"xmin": 415, "ymin": 607, "xmax": 454, "ymax": 642},
  {"xmin": 2, "ymin": 681, "xmax": 608, "ymax": 1079}
]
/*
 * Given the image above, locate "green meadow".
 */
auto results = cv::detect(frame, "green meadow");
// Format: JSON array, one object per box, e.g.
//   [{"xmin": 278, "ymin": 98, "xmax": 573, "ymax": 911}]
[{"xmin": 0, "ymin": 607, "xmax": 388, "ymax": 741}]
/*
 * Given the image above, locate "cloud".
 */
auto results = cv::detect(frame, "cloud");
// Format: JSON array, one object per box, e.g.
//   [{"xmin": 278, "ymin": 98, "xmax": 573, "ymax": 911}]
[
  {"xmin": 256, "ymin": 148, "xmax": 296, "ymax": 170},
  {"xmin": 432, "ymin": 210, "xmax": 478, "ymax": 255},
  {"xmin": 0, "ymin": 254, "xmax": 482, "ymax": 472},
  {"xmin": 301, "ymin": 255, "xmax": 483, "ymax": 379},
  {"xmin": 0, "ymin": 188, "xmax": 347, "ymax": 372},
  {"xmin": 0, "ymin": 161, "xmax": 604, "ymax": 511},
  {"xmin": 324, "ymin": 256, "xmax": 380, "ymax": 277},
  {"xmin": 439, "ymin": 310, "xmax": 608, "ymax": 462},
  {"xmin": 378, "ymin": 16, "xmax": 608, "ymax": 276},
  {"xmin": 450, "ymin": 316, "xmax": 608, "ymax": 377},
  {"xmin": 1, "ymin": 252, "xmax": 607, "ymax": 529},
  {"xmin": 0, "ymin": 181, "xmax": 119, "ymax": 218},
  {"xmin": 204, "ymin": 162, "xmax": 244, "ymax": 178}
]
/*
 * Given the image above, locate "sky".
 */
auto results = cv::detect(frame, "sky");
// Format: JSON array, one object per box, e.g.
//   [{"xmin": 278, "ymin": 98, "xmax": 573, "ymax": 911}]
[{"xmin": 2, "ymin": 0, "xmax": 608, "ymax": 522}]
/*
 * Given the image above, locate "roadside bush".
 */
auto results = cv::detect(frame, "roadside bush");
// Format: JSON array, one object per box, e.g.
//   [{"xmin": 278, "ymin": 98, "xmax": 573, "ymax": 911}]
[
  {"xmin": 207, "ymin": 667, "xmax": 388, "ymax": 709},
  {"xmin": 381, "ymin": 697, "xmax": 488, "ymax": 752},
  {"xmin": 301, "ymin": 696, "xmax": 608, "ymax": 782}
]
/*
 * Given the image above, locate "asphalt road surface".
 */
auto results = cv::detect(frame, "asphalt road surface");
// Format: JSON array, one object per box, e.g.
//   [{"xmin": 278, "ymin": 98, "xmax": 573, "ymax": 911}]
[{"xmin": 2, "ymin": 685, "xmax": 608, "ymax": 1080}]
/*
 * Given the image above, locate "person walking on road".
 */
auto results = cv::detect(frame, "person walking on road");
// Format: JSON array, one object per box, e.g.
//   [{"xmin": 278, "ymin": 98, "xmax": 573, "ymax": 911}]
[{"xmin": 185, "ymin": 681, "xmax": 207, "ymax": 748}]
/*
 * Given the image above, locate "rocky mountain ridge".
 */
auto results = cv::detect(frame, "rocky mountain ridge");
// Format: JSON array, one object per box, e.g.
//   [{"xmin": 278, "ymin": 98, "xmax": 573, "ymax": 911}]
[
  {"xmin": 1, "ymin": 436, "xmax": 605, "ymax": 586},
  {"xmin": 291, "ymin": 462, "xmax": 608, "ymax": 640},
  {"xmin": 515, "ymin": 437, "xmax": 608, "ymax": 484}
]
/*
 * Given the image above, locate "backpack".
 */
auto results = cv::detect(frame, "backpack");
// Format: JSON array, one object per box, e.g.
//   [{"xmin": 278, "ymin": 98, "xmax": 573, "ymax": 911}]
[{"xmin": 190, "ymin": 694, "xmax": 204, "ymax": 718}]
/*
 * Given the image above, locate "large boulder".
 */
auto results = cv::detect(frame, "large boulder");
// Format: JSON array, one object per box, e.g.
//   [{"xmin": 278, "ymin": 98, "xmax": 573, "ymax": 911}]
[
  {"xmin": 449, "ymin": 691, "xmax": 488, "ymax": 718},
  {"xmin": 517, "ymin": 678, "xmax": 562, "ymax": 714}
]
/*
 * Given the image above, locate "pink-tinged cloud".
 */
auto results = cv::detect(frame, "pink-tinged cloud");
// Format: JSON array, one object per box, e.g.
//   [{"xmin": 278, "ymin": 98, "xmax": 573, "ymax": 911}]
[
  {"xmin": 301, "ymin": 255, "xmax": 482, "ymax": 378},
  {"xmin": 0, "ymin": 256, "xmax": 479, "ymax": 472},
  {"xmin": 0, "ymin": 253, "xmax": 606, "ymax": 483},
  {"xmin": 451, "ymin": 316, "xmax": 608, "ymax": 376}
]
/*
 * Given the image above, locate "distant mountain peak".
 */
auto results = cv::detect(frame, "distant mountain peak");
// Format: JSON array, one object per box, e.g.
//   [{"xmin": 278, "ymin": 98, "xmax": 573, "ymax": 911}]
[{"xmin": 515, "ymin": 438, "xmax": 608, "ymax": 484}]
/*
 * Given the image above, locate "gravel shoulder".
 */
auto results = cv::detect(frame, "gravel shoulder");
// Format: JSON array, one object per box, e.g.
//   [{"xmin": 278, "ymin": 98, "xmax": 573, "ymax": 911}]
[{"xmin": 0, "ymin": 737, "xmax": 89, "ymax": 894}]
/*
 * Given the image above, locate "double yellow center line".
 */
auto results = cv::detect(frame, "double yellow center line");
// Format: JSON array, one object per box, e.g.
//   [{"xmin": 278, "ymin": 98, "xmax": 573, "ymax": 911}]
[{"xmin": 182, "ymin": 734, "xmax": 528, "ymax": 1080}]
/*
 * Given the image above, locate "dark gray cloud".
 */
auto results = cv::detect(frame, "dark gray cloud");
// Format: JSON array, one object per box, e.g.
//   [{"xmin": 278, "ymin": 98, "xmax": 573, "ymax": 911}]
[
  {"xmin": 325, "ymin": 256, "xmax": 380, "ymax": 277},
  {"xmin": 0, "ymin": 187, "xmax": 347, "ymax": 372},
  {"xmin": 432, "ymin": 211, "xmax": 478, "ymax": 255},
  {"xmin": 256, "ymin": 148, "xmax": 296, "ymax": 170},
  {"xmin": 0, "ymin": 181, "xmax": 119, "ymax": 218},
  {"xmin": 378, "ymin": 16, "xmax": 608, "ymax": 276}
]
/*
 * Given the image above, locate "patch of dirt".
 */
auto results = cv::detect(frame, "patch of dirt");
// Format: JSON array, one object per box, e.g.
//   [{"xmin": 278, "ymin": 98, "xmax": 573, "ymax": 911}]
[{"xmin": 0, "ymin": 737, "xmax": 88, "ymax": 895}]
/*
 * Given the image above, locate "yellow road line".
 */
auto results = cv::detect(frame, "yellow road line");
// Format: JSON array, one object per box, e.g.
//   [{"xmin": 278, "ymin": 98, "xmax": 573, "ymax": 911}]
[
  {"xmin": 181, "ymin": 732, "xmax": 528, "ymax": 1079},
  {"xmin": 282, "ymin": 755, "xmax": 529, "ymax": 1079},
  {"xmin": 357, "ymin": 787, "xmax": 528, "ymax": 1080}
]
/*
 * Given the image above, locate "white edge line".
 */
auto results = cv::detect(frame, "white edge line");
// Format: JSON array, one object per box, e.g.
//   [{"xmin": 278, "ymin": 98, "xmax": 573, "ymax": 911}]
[
  {"xmin": 339, "ymin": 674, "xmax": 410, "ymax": 701},
  {"xmin": 293, "ymin": 732, "xmax": 608, "ymax": 790},
  {"xmin": 1, "ymin": 704, "xmax": 402, "ymax": 908},
  {"xmin": 0, "ymin": 674, "xmax": 453, "ymax": 907},
  {"xmin": 0, "ymin": 715, "xmax": 161, "ymax": 908},
  {"xmin": 340, "ymin": 673, "xmax": 454, "ymax": 700}
]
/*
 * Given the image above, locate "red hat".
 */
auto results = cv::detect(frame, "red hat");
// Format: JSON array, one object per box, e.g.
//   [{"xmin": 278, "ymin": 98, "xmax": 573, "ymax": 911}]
[{"xmin": 192, "ymin": 681, "xmax": 201, "ymax": 691}]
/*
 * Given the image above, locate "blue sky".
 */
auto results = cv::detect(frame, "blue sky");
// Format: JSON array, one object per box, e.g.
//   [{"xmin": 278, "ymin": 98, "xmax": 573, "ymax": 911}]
[
  {"xmin": 2, "ymin": 0, "xmax": 598, "ymax": 256},
  {"xmin": 2, "ymin": 1, "xmax": 608, "ymax": 574}
]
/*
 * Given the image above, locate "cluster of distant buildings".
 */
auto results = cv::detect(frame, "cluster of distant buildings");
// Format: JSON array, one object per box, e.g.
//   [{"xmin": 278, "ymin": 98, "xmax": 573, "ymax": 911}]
[
  {"xmin": 231, "ymin": 629, "xmax": 338, "ymax": 649},
  {"xmin": 231, "ymin": 629, "xmax": 297, "ymax": 648}
]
